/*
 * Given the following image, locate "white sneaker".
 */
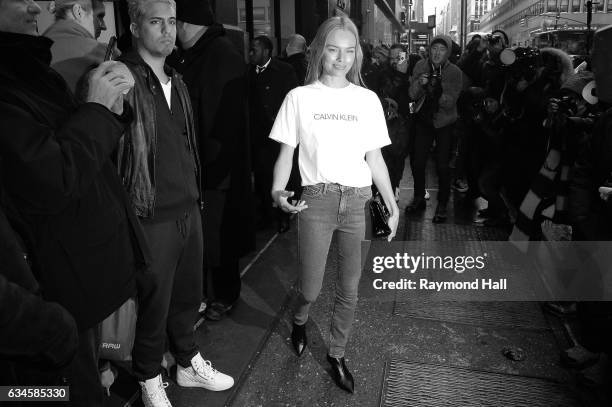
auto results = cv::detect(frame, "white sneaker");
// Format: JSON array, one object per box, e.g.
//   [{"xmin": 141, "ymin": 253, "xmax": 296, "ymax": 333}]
[
  {"xmin": 424, "ymin": 190, "xmax": 430, "ymax": 200},
  {"xmin": 176, "ymin": 353, "xmax": 234, "ymax": 391},
  {"xmin": 139, "ymin": 374, "xmax": 172, "ymax": 407}
]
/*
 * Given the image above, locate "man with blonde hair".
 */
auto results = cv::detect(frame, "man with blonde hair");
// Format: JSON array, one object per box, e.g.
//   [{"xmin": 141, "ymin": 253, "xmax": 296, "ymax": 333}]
[
  {"xmin": 118, "ymin": 0, "xmax": 234, "ymax": 405},
  {"xmin": 44, "ymin": 0, "xmax": 109, "ymax": 92}
]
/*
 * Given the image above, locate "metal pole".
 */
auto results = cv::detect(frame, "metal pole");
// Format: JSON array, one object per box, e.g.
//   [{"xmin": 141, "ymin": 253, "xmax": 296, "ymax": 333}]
[
  {"xmin": 274, "ymin": 0, "xmax": 281, "ymax": 55},
  {"xmin": 460, "ymin": 0, "xmax": 467, "ymax": 50},
  {"xmin": 586, "ymin": 0, "xmax": 593, "ymax": 54},
  {"xmin": 434, "ymin": 6, "xmax": 437, "ymax": 36},
  {"xmin": 246, "ymin": 0, "xmax": 254, "ymax": 40},
  {"xmin": 407, "ymin": 3, "xmax": 411, "ymax": 53}
]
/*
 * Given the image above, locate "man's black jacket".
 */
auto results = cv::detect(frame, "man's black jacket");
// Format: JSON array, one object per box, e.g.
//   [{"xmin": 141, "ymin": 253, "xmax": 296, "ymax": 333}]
[{"xmin": 0, "ymin": 31, "xmax": 150, "ymax": 330}]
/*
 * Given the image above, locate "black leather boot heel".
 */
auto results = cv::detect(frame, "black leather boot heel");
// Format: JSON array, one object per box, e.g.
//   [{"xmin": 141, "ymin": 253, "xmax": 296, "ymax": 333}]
[
  {"xmin": 291, "ymin": 323, "xmax": 307, "ymax": 356},
  {"xmin": 327, "ymin": 355, "xmax": 354, "ymax": 393}
]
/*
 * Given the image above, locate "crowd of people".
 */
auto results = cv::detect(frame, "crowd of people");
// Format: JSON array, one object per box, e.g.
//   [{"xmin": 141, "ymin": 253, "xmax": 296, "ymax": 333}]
[
  {"xmin": 1, "ymin": 0, "xmax": 612, "ymax": 404},
  {"xmin": 361, "ymin": 28, "xmax": 612, "ymax": 386}
]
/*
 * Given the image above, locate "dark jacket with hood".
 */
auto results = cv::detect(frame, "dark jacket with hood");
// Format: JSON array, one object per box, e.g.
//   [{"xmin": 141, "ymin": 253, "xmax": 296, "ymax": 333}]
[
  {"xmin": 0, "ymin": 32, "xmax": 150, "ymax": 330},
  {"xmin": 169, "ymin": 23, "xmax": 255, "ymax": 257},
  {"xmin": 117, "ymin": 51, "xmax": 203, "ymax": 219},
  {"xmin": 409, "ymin": 34, "xmax": 463, "ymax": 128}
]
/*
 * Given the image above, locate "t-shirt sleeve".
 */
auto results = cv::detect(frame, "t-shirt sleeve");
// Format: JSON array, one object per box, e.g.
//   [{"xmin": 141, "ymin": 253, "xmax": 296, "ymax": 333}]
[
  {"xmin": 364, "ymin": 93, "xmax": 391, "ymax": 152},
  {"xmin": 269, "ymin": 90, "xmax": 299, "ymax": 147}
]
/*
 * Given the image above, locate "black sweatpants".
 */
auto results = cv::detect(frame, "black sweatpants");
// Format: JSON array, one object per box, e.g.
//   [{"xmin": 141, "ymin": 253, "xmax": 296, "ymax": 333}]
[
  {"xmin": 132, "ymin": 205, "xmax": 202, "ymax": 381},
  {"xmin": 203, "ymin": 189, "xmax": 241, "ymax": 304},
  {"xmin": 412, "ymin": 121, "xmax": 454, "ymax": 204}
]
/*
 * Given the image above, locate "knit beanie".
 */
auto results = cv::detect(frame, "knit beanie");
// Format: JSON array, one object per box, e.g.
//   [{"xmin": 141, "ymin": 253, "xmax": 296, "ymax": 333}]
[
  {"xmin": 430, "ymin": 38, "xmax": 448, "ymax": 49},
  {"xmin": 175, "ymin": 0, "xmax": 215, "ymax": 26}
]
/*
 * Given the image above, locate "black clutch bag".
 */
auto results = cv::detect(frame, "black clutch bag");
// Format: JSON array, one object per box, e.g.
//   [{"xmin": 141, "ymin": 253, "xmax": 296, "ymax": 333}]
[{"xmin": 369, "ymin": 194, "xmax": 391, "ymax": 238}]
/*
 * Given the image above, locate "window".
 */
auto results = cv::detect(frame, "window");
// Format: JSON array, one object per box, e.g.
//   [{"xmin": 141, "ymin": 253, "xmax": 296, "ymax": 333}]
[
  {"xmin": 547, "ymin": 0, "xmax": 558, "ymax": 11},
  {"xmin": 560, "ymin": 0, "xmax": 569, "ymax": 11},
  {"xmin": 539, "ymin": 0, "xmax": 546, "ymax": 13},
  {"xmin": 238, "ymin": 7, "xmax": 267, "ymax": 23},
  {"xmin": 595, "ymin": 0, "xmax": 604, "ymax": 11},
  {"xmin": 607, "ymin": 0, "xmax": 612, "ymax": 11},
  {"xmin": 572, "ymin": 0, "xmax": 581, "ymax": 11}
]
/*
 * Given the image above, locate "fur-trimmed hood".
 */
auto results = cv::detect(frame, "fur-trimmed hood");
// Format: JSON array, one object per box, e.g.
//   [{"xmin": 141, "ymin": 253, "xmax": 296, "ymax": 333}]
[{"xmin": 539, "ymin": 47, "xmax": 574, "ymax": 87}]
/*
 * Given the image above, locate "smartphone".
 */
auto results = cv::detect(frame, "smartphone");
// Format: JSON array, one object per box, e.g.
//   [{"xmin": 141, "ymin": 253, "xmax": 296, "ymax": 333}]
[
  {"xmin": 104, "ymin": 36, "xmax": 117, "ymax": 61},
  {"xmin": 398, "ymin": 51, "xmax": 407, "ymax": 64}
]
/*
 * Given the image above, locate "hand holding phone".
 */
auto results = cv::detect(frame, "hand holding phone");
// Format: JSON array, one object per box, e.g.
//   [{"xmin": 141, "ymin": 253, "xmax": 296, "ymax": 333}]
[
  {"xmin": 398, "ymin": 51, "xmax": 406, "ymax": 64},
  {"xmin": 104, "ymin": 36, "xmax": 117, "ymax": 61}
]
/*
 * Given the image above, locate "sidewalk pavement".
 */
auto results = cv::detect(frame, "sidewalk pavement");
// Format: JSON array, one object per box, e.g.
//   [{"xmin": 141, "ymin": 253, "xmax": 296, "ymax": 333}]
[{"xmin": 108, "ymin": 161, "xmax": 611, "ymax": 406}]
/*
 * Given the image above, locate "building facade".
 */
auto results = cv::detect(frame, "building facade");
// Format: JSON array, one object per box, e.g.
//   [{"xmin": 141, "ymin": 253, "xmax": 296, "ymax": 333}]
[
  {"xmin": 438, "ymin": 0, "xmax": 462, "ymax": 41},
  {"xmin": 479, "ymin": 0, "xmax": 612, "ymax": 46},
  {"xmin": 213, "ymin": 0, "xmax": 404, "ymax": 51}
]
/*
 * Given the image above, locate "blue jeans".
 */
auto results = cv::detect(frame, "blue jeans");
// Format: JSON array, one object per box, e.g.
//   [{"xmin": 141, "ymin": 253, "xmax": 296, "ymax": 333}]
[{"xmin": 295, "ymin": 183, "xmax": 371, "ymax": 358}]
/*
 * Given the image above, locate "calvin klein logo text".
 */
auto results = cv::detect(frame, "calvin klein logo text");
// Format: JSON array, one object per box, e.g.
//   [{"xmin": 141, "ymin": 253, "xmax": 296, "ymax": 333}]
[{"xmin": 313, "ymin": 113, "xmax": 358, "ymax": 122}]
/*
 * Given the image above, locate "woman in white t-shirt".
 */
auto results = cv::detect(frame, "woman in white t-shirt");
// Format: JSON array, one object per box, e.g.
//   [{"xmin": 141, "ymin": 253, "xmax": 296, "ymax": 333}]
[{"xmin": 270, "ymin": 16, "xmax": 399, "ymax": 393}]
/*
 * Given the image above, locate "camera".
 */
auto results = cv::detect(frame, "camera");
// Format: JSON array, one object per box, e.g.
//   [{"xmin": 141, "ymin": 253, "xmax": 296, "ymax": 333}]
[
  {"xmin": 485, "ymin": 34, "xmax": 504, "ymax": 46},
  {"xmin": 429, "ymin": 66, "xmax": 442, "ymax": 84},
  {"xmin": 506, "ymin": 47, "xmax": 541, "ymax": 82},
  {"xmin": 550, "ymin": 95, "xmax": 578, "ymax": 116}
]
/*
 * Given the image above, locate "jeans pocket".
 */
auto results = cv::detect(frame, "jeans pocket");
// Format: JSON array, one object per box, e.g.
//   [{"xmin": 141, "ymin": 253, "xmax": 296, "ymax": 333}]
[
  {"xmin": 302, "ymin": 184, "xmax": 324, "ymax": 199},
  {"xmin": 357, "ymin": 186, "xmax": 373, "ymax": 200}
]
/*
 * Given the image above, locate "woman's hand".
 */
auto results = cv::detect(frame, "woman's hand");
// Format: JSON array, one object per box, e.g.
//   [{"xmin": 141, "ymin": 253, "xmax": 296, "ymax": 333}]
[
  {"xmin": 386, "ymin": 211, "xmax": 399, "ymax": 242},
  {"xmin": 271, "ymin": 190, "xmax": 308, "ymax": 213}
]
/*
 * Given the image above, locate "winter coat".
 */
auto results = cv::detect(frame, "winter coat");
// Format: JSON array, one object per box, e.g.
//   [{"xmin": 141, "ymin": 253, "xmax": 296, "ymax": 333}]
[
  {"xmin": 249, "ymin": 57, "xmax": 299, "ymax": 145},
  {"xmin": 569, "ymin": 108, "xmax": 612, "ymax": 240},
  {"xmin": 0, "ymin": 205, "xmax": 78, "ymax": 368},
  {"xmin": 0, "ymin": 32, "xmax": 150, "ymax": 330},
  {"xmin": 283, "ymin": 52, "xmax": 308, "ymax": 86},
  {"xmin": 169, "ymin": 24, "xmax": 255, "ymax": 257},
  {"xmin": 409, "ymin": 35, "xmax": 463, "ymax": 129}
]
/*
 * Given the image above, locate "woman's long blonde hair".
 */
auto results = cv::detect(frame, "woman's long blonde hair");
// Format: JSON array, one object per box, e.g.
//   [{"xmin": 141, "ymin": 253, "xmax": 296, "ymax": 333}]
[{"xmin": 305, "ymin": 16, "xmax": 364, "ymax": 86}]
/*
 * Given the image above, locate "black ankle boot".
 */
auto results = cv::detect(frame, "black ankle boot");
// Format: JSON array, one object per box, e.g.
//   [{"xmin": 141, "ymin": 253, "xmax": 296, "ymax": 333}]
[
  {"xmin": 405, "ymin": 196, "xmax": 426, "ymax": 214},
  {"xmin": 326, "ymin": 355, "xmax": 354, "ymax": 393},
  {"xmin": 432, "ymin": 203, "xmax": 448, "ymax": 223},
  {"xmin": 291, "ymin": 323, "xmax": 307, "ymax": 356}
]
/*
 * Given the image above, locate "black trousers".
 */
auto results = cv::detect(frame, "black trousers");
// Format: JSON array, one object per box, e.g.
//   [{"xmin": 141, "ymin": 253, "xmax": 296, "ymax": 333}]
[
  {"xmin": 132, "ymin": 205, "xmax": 202, "ymax": 381},
  {"xmin": 412, "ymin": 121, "xmax": 454, "ymax": 204},
  {"xmin": 253, "ymin": 141, "xmax": 279, "ymax": 221},
  {"xmin": 203, "ymin": 189, "xmax": 241, "ymax": 304}
]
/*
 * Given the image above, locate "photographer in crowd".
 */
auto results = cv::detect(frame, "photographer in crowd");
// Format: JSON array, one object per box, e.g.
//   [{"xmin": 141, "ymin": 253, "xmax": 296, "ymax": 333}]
[
  {"xmin": 380, "ymin": 44, "xmax": 411, "ymax": 201},
  {"xmin": 407, "ymin": 34, "xmax": 462, "ymax": 223},
  {"xmin": 512, "ymin": 71, "xmax": 597, "ymax": 241},
  {"xmin": 501, "ymin": 47, "xmax": 573, "ymax": 210}
]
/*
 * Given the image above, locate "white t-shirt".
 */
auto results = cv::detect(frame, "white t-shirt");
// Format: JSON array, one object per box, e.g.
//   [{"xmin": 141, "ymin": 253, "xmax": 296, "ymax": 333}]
[
  {"xmin": 269, "ymin": 80, "xmax": 390, "ymax": 188},
  {"xmin": 160, "ymin": 78, "xmax": 172, "ymax": 109}
]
